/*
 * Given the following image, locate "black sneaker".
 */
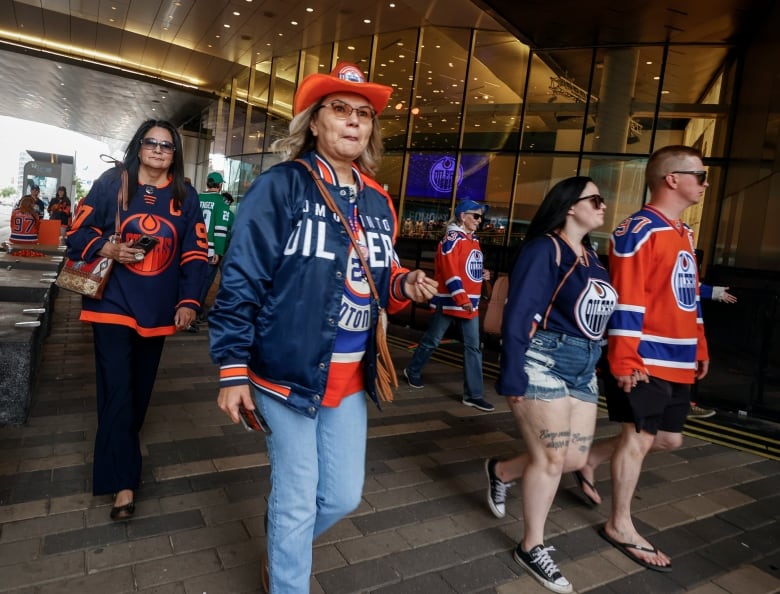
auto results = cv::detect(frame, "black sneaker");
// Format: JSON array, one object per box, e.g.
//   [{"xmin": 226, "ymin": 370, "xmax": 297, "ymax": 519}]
[
  {"xmin": 462, "ymin": 396, "xmax": 494, "ymax": 412},
  {"xmin": 485, "ymin": 458, "xmax": 514, "ymax": 518},
  {"xmin": 403, "ymin": 368, "xmax": 424, "ymax": 389},
  {"xmin": 514, "ymin": 544, "xmax": 572, "ymax": 594}
]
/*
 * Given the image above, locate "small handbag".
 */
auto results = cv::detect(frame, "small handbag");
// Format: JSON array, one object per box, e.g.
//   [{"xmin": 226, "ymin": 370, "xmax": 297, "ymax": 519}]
[
  {"xmin": 296, "ymin": 159, "xmax": 399, "ymax": 402},
  {"xmin": 56, "ymin": 164, "xmax": 128, "ymax": 300}
]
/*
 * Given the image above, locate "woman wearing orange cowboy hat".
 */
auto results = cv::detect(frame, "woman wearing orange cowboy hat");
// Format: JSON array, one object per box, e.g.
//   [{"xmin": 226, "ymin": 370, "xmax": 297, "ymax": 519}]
[{"xmin": 209, "ymin": 63, "xmax": 437, "ymax": 593}]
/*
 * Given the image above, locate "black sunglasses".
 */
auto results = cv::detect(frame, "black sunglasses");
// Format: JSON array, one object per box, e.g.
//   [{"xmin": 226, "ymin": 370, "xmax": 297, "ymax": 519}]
[
  {"xmin": 140, "ymin": 138, "xmax": 176, "ymax": 153},
  {"xmin": 466, "ymin": 212, "xmax": 483, "ymax": 220},
  {"xmin": 670, "ymin": 170, "xmax": 707, "ymax": 185},
  {"xmin": 576, "ymin": 194, "xmax": 606, "ymax": 209}
]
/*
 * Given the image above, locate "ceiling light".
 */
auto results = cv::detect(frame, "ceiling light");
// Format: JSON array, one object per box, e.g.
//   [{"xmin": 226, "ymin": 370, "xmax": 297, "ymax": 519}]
[
  {"xmin": 363, "ymin": 19, "xmax": 371, "ymax": 24},
  {"xmin": 233, "ymin": 11, "xmax": 240, "ymax": 16},
  {"xmin": 291, "ymin": 20, "xmax": 298, "ymax": 25},
  {"xmin": 347, "ymin": 45, "xmax": 355, "ymax": 50},
  {"xmin": 223, "ymin": 24, "xmax": 230, "ymax": 28},
  {"xmin": 306, "ymin": 7, "xmax": 314, "ymax": 12}
]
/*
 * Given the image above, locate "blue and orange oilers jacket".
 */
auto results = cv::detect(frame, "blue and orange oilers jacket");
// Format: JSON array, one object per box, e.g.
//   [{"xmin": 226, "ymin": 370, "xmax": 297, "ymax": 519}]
[
  {"xmin": 66, "ymin": 167, "xmax": 209, "ymax": 337},
  {"xmin": 208, "ymin": 152, "xmax": 413, "ymax": 418},
  {"xmin": 607, "ymin": 205, "xmax": 708, "ymax": 384}
]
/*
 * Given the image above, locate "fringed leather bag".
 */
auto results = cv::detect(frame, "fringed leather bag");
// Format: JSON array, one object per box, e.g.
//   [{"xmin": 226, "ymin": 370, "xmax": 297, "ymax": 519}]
[
  {"xmin": 296, "ymin": 159, "xmax": 399, "ymax": 402},
  {"xmin": 56, "ymin": 159, "xmax": 128, "ymax": 299}
]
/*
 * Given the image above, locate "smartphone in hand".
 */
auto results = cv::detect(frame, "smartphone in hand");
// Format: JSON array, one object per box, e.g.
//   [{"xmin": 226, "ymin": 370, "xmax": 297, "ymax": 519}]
[
  {"xmin": 135, "ymin": 235, "xmax": 159, "ymax": 253},
  {"xmin": 238, "ymin": 404, "xmax": 272, "ymax": 434}
]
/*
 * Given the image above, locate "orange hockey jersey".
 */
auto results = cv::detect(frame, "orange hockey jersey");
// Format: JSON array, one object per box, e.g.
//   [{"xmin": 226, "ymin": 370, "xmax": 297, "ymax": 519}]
[{"xmin": 607, "ymin": 205, "xmax": 708, "ymax": 384}]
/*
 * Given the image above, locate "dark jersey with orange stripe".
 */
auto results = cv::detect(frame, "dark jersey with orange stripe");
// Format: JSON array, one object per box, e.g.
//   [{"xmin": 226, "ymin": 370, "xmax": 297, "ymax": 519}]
[
  {"xmin": 67, "ymin": 169, "xmax": 208, "ymax": 337},
  {"xmin": 497, "ymin": 233, "xmax": 616, "ymax": 396}
]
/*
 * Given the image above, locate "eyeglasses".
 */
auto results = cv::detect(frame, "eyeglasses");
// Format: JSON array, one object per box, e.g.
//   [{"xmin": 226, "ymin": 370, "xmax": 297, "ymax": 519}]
[
  {"xmin": 670, "ymin": 170, "xmax": 707, "ymax": 185},
  {"xmin": 466, "ymin": 212, "xmax": 483, "ymax": 221},
  {"xmin": 576, "ymin": 194, "xmax": 606, "ymax": 209},
  {"xmin": 140, "ymin": 138, "xmax": 176, "ymax": 153},
  {"xmin": 317, "ymin": 100, "xmax": 376, "ymax": 121}
]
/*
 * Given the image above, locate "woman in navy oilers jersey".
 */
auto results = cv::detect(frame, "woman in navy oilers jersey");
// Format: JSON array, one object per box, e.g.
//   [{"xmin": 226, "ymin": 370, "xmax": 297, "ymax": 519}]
[
  {"xmin": 209, "ymin": 63, "xmax": 437, "ymax": 593},
  {"xmin": 485, "ymin": 176, "xmax": 617, "ymax": 594},
  {"xmin": 67, "ymin": 119, "xmax": 208, "ymax": 521}
]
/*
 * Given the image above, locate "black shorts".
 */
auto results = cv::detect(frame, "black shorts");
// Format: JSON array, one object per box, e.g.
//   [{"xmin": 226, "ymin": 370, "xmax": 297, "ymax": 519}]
[{"xmin": 604, "ymin": 374, "xmax": 691, "ymax": 435}]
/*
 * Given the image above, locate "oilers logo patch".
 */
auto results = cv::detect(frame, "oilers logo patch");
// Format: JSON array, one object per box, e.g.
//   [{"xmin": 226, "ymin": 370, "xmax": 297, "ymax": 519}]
[
  {"xmin": 465, "ymin": 249, "xmax": 484, "ymax": 283},
  {"xmin": 672, "ymin": 251, "xmax": 697, "ymax": 311},
  {"xmin": 575, "ymin": 279, "xmax": 618, "ymax": 340},
  {"xmin": 337, "ymin": 64, "xmax": 366, "ymax": 84},
  {"xmin": 122, "ymin": 214, "xmax": 176, "ymax": 276}
]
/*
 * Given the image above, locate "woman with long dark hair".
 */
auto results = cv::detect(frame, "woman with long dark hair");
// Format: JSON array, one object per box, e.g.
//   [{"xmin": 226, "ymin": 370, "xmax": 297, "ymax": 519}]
[
  {"xmin": 484, "ymin": 176, "xmax": 617, "ymax": 593},
  {"xmin": 67, "ymin": 119, "xmax": 208, "ymax": 520}
]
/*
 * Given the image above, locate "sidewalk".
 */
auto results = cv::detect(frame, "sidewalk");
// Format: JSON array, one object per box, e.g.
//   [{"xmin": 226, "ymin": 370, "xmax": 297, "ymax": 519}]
[{"xmin": 1, "ymin": 288, "xmax": 779, "ymax": 593}]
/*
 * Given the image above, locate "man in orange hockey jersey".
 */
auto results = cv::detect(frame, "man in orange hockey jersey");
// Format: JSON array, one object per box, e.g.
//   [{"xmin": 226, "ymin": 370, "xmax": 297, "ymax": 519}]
[{"xmin": 579, "ymin": 146, "xmax": 710, "ymax": 573}]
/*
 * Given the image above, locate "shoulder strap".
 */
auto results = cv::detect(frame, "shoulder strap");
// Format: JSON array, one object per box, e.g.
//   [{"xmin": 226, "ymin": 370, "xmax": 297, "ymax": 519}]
[{"xmin": 295, "ymin": 158, "xmax": 381, "ymax": 304}]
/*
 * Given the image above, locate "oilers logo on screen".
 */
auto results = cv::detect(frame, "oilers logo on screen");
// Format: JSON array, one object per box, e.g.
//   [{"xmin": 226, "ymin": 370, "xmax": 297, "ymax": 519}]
[
  {"xmin": 429, "ymin": 157, "xmax": 463, "ymax": 194},
  {"xmin": 465, "ymin": 249, "xmax": 484, "ymax": 282},
  {"xmin": 672, "ymin": 250, "xmax": 697, "ymax": 311},
  {"xmin": 575, "ymin": 279, "xmax": 618, "ymax": 340}
]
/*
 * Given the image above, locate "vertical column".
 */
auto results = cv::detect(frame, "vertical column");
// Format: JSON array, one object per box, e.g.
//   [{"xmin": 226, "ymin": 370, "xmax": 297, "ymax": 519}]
[{"xmin": 593, "ymin": 48, "xmax": 639, "ymax": 152}]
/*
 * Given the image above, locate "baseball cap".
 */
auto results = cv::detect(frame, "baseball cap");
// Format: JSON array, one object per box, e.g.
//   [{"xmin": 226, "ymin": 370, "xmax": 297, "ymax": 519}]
[
  {"xmin": 455, "ymin": 199, "xmax": 488, "ymax": 217},
  {"xmin": 207, "ymin": 172, "xmax": 224, "ymax": 185}
]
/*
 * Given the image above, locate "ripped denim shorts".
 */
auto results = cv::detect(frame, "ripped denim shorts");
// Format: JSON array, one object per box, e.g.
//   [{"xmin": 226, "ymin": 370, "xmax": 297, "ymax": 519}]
[{"xmin": 523, "ymin": 329, "xmax": 603, "ymax": 404}]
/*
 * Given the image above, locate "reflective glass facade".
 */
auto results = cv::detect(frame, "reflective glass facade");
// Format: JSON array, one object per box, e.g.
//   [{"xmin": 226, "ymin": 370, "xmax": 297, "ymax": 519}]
[{"xmin": 199, "ymin": 26, "xmax": 736, "ymax": 261}]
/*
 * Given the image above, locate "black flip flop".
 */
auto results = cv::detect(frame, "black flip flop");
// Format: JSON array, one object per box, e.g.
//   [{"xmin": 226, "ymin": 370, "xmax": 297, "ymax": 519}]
[
  {"xmin": 598, "ymin": 526, "xmax": 672, "ymax": 572},
  {"xmin": 573, "ymin": 470, "xmax": 600, "ymax": 506}
]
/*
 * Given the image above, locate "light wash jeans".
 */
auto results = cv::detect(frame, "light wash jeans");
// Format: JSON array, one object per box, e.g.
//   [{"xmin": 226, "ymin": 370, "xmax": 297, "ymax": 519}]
[
  {"xmin": 256, "ymin": 389, "xmax": 367, "ymax": 594},
  {"xmin": 406, "ymin": 306, "xmax": 484, "ymax": 398}
]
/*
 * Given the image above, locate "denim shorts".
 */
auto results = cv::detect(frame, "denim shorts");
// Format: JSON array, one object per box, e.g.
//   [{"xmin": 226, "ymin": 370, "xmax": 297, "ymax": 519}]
[{"xmin": 524, "ymin": 329, "xmax": 604, "ymax": 404}]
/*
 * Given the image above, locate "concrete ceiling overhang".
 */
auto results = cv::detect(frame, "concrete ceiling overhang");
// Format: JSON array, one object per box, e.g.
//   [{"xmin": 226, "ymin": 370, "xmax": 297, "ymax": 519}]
[{"xmin": 0, "ymin": 0, "xmax": 771, "ymax": 148}]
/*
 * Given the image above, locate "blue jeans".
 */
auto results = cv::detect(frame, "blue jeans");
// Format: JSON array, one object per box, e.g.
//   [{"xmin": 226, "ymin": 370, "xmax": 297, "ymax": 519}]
[
  {"xmin": 256, "ymin": 390, "xmax": 367, "ymax": 594},
  {"xmin": 406, "ymin": 307, "xmax": 484, "ymax": 398}
]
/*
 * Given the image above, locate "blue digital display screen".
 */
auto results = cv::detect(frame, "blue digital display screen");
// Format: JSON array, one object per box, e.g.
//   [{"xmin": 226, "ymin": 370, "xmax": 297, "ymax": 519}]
[{"xmin": 405, "ymin": 153, "xmax": 489, "ymax": 200}]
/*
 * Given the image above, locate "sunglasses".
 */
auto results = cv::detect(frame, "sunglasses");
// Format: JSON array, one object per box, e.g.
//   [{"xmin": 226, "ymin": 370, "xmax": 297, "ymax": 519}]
[
  {"xmin": 670, "ymin": 170, "xmax": 707, "ymax": 185},
  {"xmin": 576, "ymin": 194, "xmax": 606, "ymax": 209},
  {"xmin": 140, "ymin": 138, "xmax": 176, "ymax": 153},
  {"xmin": 466, "ymin": 212, "xmax": 483, "ymax": 220},
  {"xmin": 317, "ymin": 100, "xmax": 376, "ymax": 121}
]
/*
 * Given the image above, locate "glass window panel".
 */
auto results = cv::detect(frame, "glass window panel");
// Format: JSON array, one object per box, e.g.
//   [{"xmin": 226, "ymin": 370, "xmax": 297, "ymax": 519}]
[
  {"xmin": 271, "ymin": 53, "xmax": 300, "ymax": 117},
  {"xmin": 251, "ymin": 59, "xmax": 272, "ymax": 109},
  {"xmin": 579, "ymin": 156, "xmax": 649, "ymax": 253},
  {"xmin": 477, "ymin": 153, "xmax": 515, "ymax": 246},
  {"xmin": 509, "ymin": 155, "xmax": 579, "ymax": 245},
  {"xmin": 656, "ymin": 46, "xmax": 730, "ymax": 158},
  {"xmin": 410, "ymin": 27, "xmax": 471, "ymax": 150},
  {"xmin": 580, "ymin": 47, "xmax": 662, "ymax": 155},
  {"xmin": 523, "ymin": 50, "xmax": 594, "ymax": 152},
  {"xmin": 399, "ymin": 151, "xmax": 458, "ymax": 239},
  {"xmin": 463, "ymin": 31, "xmax": 527, "ymax": 151},
  {"xmin": 376, "ymin": 29, "xmax": 419, "ymax": 151},
  {"xmin": 335, "ymin": 36, "xmax": 372, "ymax": 70},
  {"xmin": 378, "ymin": 152, "xmax": 404, "ymax": 202},
  {"xmin": 300, "ymin": 44, "xmax": 334, "ymax": 78}
]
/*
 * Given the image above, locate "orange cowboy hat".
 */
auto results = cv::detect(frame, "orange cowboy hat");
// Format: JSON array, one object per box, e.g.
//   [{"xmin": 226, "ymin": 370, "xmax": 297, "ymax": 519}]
[{"xmin": 293, "ymin": 62, "xmax": 393, "ymax": 116}]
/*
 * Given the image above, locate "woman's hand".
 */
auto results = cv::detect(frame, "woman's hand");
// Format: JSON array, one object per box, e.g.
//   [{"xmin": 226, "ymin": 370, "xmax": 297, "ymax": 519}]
[
  {"xmin": 97, "ymin": 239, "xmax": 145, "ymax": 265},
  {"xmin": 217, "ymin": 385, "xmax": 256, "ymax": 424},
  {"xmin": 174, "ymin": 307, "xmax": 196, "ymax": 331},
  {"xmin": 403, "ymin": 270, "xmax": 438, "ymax": 303}
]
